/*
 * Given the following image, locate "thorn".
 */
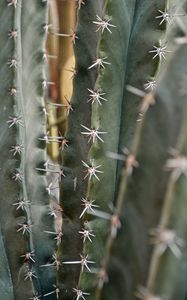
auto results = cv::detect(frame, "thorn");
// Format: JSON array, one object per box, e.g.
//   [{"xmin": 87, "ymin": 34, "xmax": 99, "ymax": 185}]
[
  {"xmin": 12, "ymin": 197, "xmax": 31, "ymax": 210},
  {"xmin": 39, "ymin": 133, "xmax": 64, "ymax": 144},
  {"xmin": 42, "ymin": 106, "xmax": 48, "ymax": 116},
  {"xmin": 135, "ymin": 286, "xmax": 162, "ymax": 300},
  {"xmin": 42, "ymin": 80, "xmax": 55, "ymax": 89},
  {"xmin": 107, "ymin": 148, "xmax": 128, "ymax": 161},
  {"xmin": 44, "ymin": 159, "xmax": 57, "ymax": 169},
  {"xmin": 47, "ymin": 102, "xmax": 65, "ymax": 108},
  {"xmin": 110, "ymin": 213, "xmax": 121, "ymax": 238},
  {"xmin": 88, "ymin": 57, "xmax": 110, "ymax": 70},
  {"xmin": 9, "ymin": 87, "xmax": 17, "ymax": 96},
  {"xmin": 44, "ymin": 285, "xmax": 60, "ymax": 299},
  {"xmin": 165, "ymin": 154, "xmax": 187, "ymax": 180},
  {"xmin": 73, "ymin": 288, "xmax": 90, "ymax": 300},
  {"xmin": 126, "ymin": 154, "xmax": 139, "ymax": 175},
  {"xmin": 7, "ymin": 0, "xmax": 19, "ymax": 8},
  {"xmin": 7, "ymin": 116, "xmax": 23, "ymax": 128},
  {"xmin": 76, "ymin": 0, "xmax": 85, "ymax": 9},
  {"xmin": 17, "ymin": 223, "xmax": 32, "ymax": 235},
  {"xmin": 126, "ymin": 85, "xmax": 146, "ymax": 98},
  {"xmin": 46, "ymin": 183, "xmax": 59, "ymax": 195},
  {"xmin": 144, "ymin": 79, "xmax": 157, "ymax": 91},
  {"xmin": 43, "ymin": 23, "xmax": 52, "ymax": 33},
  {"xmin": 62, "ymin": 254, "xmax": 95, "ymax": 272},
  {"xmin": 156, "ymin": 9, "xmax": 185, "ymax": 25},
  {"xmin": 43, "ymin": 52, "xmax": 57, "ymax": 61},
  {"xmin": 71, "ymin": 31, "xmax": 78, "ymax": 44},
  {"xmin": 12, "ymin": 170, "xmax": 24, "ymax": 182},
  {"xmin": 24, "ymin": 270, "xmax": 37, "ymax": 281},
  {"xmin": 82, "ymin": 160, "xmax": 103, "ymax": 181},
  {"xmin": 40, "ymin": 254, "xmax": 61, "ymax": 271},
  {"xmin": 149, "ymin": 40, "xmax": 171, "ymax": 60},
  {"xmin": 93, "ymin": 15, "xmax": 116, "ymax": 33},
  {"xmin": 80, "ymin": 198, "xmax": 99, "ymax": 219},
  {"xmin": 63, "ymin": 96, "xmax": 73, "ymax": 116},
  {"xmin": 48, "ymin": 205, "xmax": 63, "ymax": 218},
  {"xmin": 97, "ymin": 268, "xmax": 109, "ymax": 289},
  {"xmin": 88, "ymin": 209, "xmax": 111, "ymax": 222},
  {"xmin": 87, "ymin": 89, "xmax": 107, "ymax": 105},
  {"xmin": 10, "ymin": 144, "xmax": 24, "ymax": 156},
  {"xmin": 81, "ymin": 124, "xmax": 107, "ymax": 143},
  {"xmin": 20, "ymin": 251, "xmax": 35, "ymax": 263},
  {"xmin": 65, "ymin": 67, "xmax": 77, "ymax": 79},
  {"xmin": 29, "ymin": 295, "xmax": 41, "ymax": 300},
  {"xmin": 44, "ymin": 230, "xmax": 63, "ymax": 245},
  {"xmin": 141, "ymin": 93, "xmax": 155, "ymax": 113},
  {"xmin": 79, "ymin": 228, "xmax": 95, "ymax": 243},
  {"xmin": 136, "ymin": 112, "xmax": 144, "ymax": 122},
  {"xmin": 7, "ymin": 57, "xmax": 18, "ymax": 68},
  {"xmin": 36, "ymin": 166, "xmax": 65, "ymax": 176},
  {"xmin": 8, "ymin": 29, "xmax": 18, "ymax": 39},
  {"xmin": 107, "ymin": 149, "xmax": 138, "ymax": 175},
  {"xmin": 149, "ymin": 228, "xmax": 185, "ymax": 258}
]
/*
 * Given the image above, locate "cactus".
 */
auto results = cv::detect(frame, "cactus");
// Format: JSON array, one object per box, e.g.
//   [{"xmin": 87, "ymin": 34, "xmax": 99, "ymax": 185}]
[
  {"xmin": 0, "ymin": 1, "xmax": 57, "ymax": 299},
  {"xmin": 1, "ymin": 1, "xmax": 187, "ymax": 300}
]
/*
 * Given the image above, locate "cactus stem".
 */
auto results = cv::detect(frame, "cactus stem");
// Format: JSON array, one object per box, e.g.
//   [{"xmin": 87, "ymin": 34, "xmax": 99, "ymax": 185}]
[
  {"xmin": 95, "ymin": 90, "xmax": 155, "ymax": 299},
  {"xmin": 146, "ymin": 105, "xmax": 187, "ymax": 291}
]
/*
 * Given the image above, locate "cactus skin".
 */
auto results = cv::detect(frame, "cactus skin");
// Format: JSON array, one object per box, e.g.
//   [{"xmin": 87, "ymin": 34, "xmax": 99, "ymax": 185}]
[
  {"xmin": 1, "ymin": 1, "xmax": 187, "ymax": 300},
  {"xmin": 0, "ymin": 1, "xmax": 56, "ymax": 298},
  {"xmin": 99, "ymin": 43, "xmax": 187, "ymax": 300},
  {"xmin": 145, "ymin": 44, "xmax": 187, "ymax": 300},
  {"xmin": 75, "ymin": 0, "xmax": 166, "ymax": 297},
  {"xmin": 58, "ymin": 1, "xmax": 105, "ymax": 298},
  {"xmin": 60, "ymin": 1, "xmax": 187, "ymax": 300},
  {"xmin": 0, "ymin": 224, "xmax": 14, "ymax": 300}
]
